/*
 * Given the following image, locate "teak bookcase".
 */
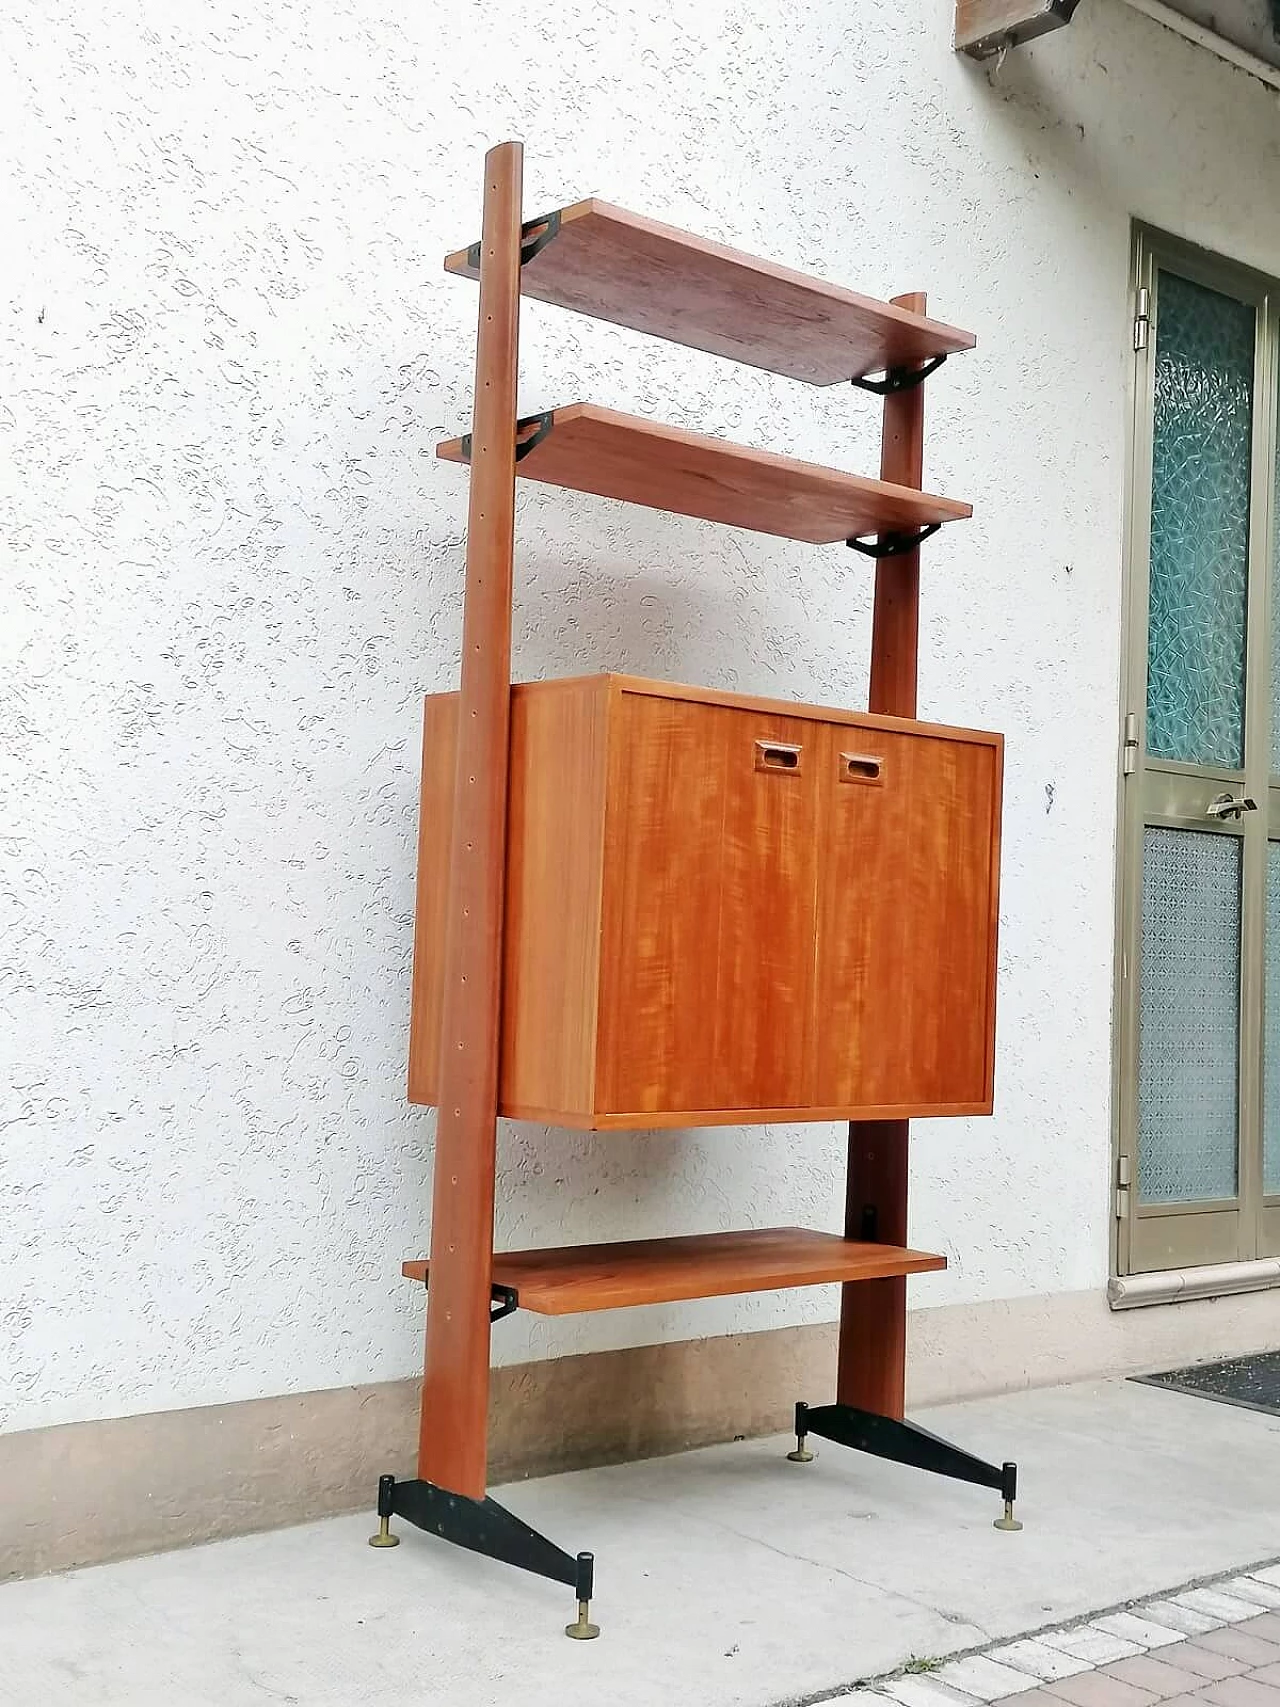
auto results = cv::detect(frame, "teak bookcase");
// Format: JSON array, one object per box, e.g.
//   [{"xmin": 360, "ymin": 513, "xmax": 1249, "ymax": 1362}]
[{"xmin": 371, "ymin": 141, "xmax": 1021, "ymax": 1637}]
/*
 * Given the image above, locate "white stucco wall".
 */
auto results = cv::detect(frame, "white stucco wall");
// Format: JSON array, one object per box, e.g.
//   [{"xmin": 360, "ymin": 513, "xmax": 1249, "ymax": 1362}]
[{"xmin": 4, "ymin": 0, "xmax": 1280, "ymax": 1435}]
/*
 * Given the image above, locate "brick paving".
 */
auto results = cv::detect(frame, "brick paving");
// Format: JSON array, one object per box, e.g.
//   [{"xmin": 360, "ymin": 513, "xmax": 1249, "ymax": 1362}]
[{"xmin": 840, "ymin": 1569, "xmax": 1280, "ymax": 1707}]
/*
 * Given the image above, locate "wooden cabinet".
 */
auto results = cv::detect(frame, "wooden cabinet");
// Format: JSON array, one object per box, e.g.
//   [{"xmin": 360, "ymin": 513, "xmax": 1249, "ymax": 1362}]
[{"xmin": 409, "ymin": 674, "xmax": 1001, "ymax": 1128}]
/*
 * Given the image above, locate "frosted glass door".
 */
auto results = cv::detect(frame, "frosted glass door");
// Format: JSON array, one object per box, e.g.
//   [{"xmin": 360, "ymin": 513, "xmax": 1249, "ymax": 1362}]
[{"xmin": 1122, "ymin": 241, "xmax": 1273, "ymax": 1276}]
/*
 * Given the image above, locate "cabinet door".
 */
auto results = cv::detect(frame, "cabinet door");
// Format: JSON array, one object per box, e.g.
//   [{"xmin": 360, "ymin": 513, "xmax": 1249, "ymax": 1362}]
[
  {"xmin": 815, "ymin": 724, "xmax": 999, "ymax": 1113},
  {"xmin": 598, "ymin": 692, "xmax": 819, "ymax": 1117}
]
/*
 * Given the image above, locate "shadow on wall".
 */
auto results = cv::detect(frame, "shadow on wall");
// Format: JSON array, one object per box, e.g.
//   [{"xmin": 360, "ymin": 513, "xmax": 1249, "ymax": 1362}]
[
  {"xmin": 418, "ymin": 532, "xmax": 859, "ymax": 1259},
  {"xmin": 506, "ymin": 530, "xmax": 870, "ymax": 706}
]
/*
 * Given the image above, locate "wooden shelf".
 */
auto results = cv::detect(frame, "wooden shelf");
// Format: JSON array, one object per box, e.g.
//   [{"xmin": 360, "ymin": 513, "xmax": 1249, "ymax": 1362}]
[
  {"xmin": 403, "ymin": 1227, "xmax": 946, "ymax": 1315},
  {"xmin": 445, "ymin": 199, "xmax": 975, "ymax": 386},
  {"xmin": 437, "ymin": 404, "xmax": 971, "ymax": 545}
]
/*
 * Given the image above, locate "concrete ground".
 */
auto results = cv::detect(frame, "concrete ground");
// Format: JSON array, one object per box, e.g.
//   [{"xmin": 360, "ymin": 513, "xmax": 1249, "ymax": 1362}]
[{"xmin": 2, "ymin": 1378, "xmax": 1279, "ymax": 1707}]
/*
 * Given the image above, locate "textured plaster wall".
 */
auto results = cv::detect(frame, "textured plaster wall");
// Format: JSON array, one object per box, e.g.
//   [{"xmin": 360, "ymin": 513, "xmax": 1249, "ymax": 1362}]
[{"xmin": 4, "ymin": 0, "xmax": 1280, "ymax": 1435}]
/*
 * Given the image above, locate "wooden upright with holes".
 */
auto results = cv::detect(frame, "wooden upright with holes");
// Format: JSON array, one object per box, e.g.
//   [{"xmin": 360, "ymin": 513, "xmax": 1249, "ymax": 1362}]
[
  {"xmin": 838, "ymin": 292, "xmax": 929, "ymax": 1420},
  {"xmin": 411, "ymin": 147, "xmax": 998, "ymax": 1521},
  {"xmin": 417, "ymin": 141, "xmax": 523, "ymax": 1499}
]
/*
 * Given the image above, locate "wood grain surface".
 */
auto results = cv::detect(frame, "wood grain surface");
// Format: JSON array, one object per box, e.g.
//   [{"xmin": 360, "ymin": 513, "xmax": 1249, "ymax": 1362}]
[
  {"xmin": 815, "ymin": 722, "xmax": 1000, "ymax": 1110},
  {"xmin": 409, "ymin": 675, "xmax": 1000, "ymax": 1128},
  {"xmin": 417, "ymin": 140, "xmax": 523, "ymax": 1500},
  {"xmin": 839, "ymin": 290, "xmax": 931, "ymax": 1422},
  {"xmin": 445, "ymin": 198, "xmax": 975, "ymax": 385},
  {"xmin": 499, "ymin": 676, "xmax": 610, "ymax": 1118},
  {"xmin": 405, "ymin": 1227, "xmax": 946, "ymax": 1315},
  {"xmin": 406, "ymin": 693, "xmax": 458, "ymax": 1107},
  {"xmin": 438, "ymin": 403, "xmax": 971, "ymax": 545},
  {"xmin": 598, "ymin": 693, "xmax": 820, "ymax": 1114}
]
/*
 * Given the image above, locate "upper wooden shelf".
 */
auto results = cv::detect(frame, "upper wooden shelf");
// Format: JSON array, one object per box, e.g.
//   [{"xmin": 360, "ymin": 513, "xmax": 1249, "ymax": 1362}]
[
  {"xmin": 403, "ymin": 1227, "xmax": 945, "ymax": 1315},
  {"xmin": 437, "ymin": 404, "xmax": 970, "ymax": 546},
  {"xmin": 445, "ymin": 199, "xmax": 975, "ymax": 387}
]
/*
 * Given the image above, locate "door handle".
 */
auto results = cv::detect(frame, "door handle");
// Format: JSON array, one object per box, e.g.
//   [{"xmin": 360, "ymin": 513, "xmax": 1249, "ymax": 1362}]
[
  {"xmin": 838, "ymin": 751, "xmax": 884, "ymax": 786},
  {"xmin": 1205, "ymin": 792, "xmax": 1258, "ymax": 821},
  {"xmin": 754, "ymin": 740, "xmax": 802, "ymax": 775}
]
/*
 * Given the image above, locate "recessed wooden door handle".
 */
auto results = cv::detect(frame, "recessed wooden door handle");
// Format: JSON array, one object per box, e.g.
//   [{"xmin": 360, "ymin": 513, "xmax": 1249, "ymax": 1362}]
[
  {"xmin": 839, "ymin": 751, "xmax": 883, "ymax": 785},
  {"xmin": 755, "ymin": 739, "xmax": 803, "ymax": 774}
]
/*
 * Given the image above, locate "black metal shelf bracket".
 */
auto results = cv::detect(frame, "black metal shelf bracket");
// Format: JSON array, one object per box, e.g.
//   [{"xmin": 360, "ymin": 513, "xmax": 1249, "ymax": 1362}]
[
  {"xmin": 489, "ymin": 1283, "xmax": 519, "ymax": 1324},
  {"xmin": 465, "ymin": 208, "xmax": 563, "ymax": 272},
  {"xmin": 519, "ymin": 208, "xmax": 562, "ymax": 266},
  {"xmin": 405, "ymin": 1275, "xmax": 520, "ymax": 1326},
  {"xmin": 847, "ymin": 522, "xmax": 941, "ymax": 559},
  {"xmin": 787, "ymin": 1400, "xmax": 1022, "ymax": 1531},
  {"xmin": 457, "ymin": 410, "xmax": 554, "ymax": 467},
  {"xmin": 851, "ymin": 353, "xmax": 948, "ymax": 395},
  {"xmin": 514, "ymin": 411, "xmax": 555, "ymax": 461},
  {"xmin": 369, "ymin": 1474, "xmax": 600, "ymax": 1637}
]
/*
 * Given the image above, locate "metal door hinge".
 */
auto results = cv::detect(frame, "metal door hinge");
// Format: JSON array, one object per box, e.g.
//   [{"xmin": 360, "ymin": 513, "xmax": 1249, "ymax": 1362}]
[
  {"xmin": 1133, "ymin": 287, "xmax": 1150, "ymax": 353},
  {"xmin": 1122, "ymin": 711, "xmax": 1139, "ymax": 775},
  {"xmin": 1115, "ymin": 1154, "xmax": 1131, "ymax": 1220}
]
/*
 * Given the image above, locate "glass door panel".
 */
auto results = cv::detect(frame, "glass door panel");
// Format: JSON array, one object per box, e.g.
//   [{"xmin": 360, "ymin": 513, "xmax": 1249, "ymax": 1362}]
[
  {"xmin": 1138, "ymin": 827, "xmax": 1241, "ymax": 1206},
  {"xmin": 1146, "ymin": 273, "xmax": 1254, "ymax": 769},
  {"xmin": 1121, "ymin": 234, "xmax": 1275, "ymax": 1276}
]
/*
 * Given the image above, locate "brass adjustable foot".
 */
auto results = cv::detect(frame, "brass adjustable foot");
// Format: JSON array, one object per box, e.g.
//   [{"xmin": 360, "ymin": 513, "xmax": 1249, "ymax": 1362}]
[
  {"xmin": 369, "ymin": 1473, "xmax": 400, "ymax": 1547},
  {"xmin": 993, "ymin": 1464, "xmax": 1022, "ymax": 1531},
  {"xmin": 565, "ymin": 1598, "xmax": 600, "ymax": 1640},
  {"xmin": 787, "ymin": 1400, "xmax": 814, "ymax": 1461},
  {"xmin": 993, "ymin": 1498, "xmax": 1022, "ymax": 1533}
]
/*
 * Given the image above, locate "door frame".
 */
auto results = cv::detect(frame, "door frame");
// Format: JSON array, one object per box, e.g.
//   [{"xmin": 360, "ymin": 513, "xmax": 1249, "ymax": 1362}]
[{"xmin": 1113, "ymin": 222, "xmax": 1280, "ymax": 1279}]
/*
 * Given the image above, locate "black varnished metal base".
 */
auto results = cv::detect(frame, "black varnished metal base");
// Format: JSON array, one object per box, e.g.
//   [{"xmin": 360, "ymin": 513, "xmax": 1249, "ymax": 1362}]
[
  {"xmin": 371, "ymin": 1474, "xmax": 600, "ymax": 1634},
  {"xmin": 789, "ymin": 1402, "xmax": 1021, "ymax": 1527}
]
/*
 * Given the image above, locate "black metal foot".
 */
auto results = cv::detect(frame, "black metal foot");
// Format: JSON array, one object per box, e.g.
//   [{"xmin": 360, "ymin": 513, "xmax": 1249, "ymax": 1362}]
[
  {"xmin": 372, "ymin": 1475, "xmax": 600, "ymax": 1634},
  {"xmin": 794, "ymin": 1402, "xmax": 1021, "ymax": 1529}
]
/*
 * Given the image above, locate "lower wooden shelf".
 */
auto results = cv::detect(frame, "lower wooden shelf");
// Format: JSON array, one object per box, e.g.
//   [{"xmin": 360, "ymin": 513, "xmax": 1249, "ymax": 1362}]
[{"xmin": 403, "ymin": 1227, "xmax": 946, "ymax": 1315}]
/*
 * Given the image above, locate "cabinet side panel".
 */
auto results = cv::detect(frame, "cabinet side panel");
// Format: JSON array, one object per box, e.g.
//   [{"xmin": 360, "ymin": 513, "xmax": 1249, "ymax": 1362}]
[
  {"xmin": 917, "ymin": 737, "xmax": 999, "ymax": 1107},
  {"xmin": 501, "ymin": 680, "xmax": 608, "ymax": 1119},
  {"xmin": 983, "ymin": 736, "xmax": 1004, "ymax": 1106},
  {"xmin": 407, "ymin": 694, "xmax": 460, "ymax": 1104},
  {"xmin": 817, "ymin": 728, "xmax": 998, "ymax": 1112}
]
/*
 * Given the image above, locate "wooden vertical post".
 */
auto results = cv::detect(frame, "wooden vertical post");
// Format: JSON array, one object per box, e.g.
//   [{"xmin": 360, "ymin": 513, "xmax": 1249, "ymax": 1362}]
[
  {"xmin": 418, "ymin": 141, "xmax": 524, "ymax": 1499},
  {"xmin": 836, "ymin": 291, "xmax": 927, "ymax": 1419}
]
